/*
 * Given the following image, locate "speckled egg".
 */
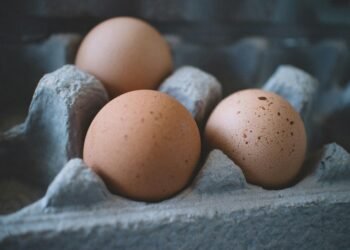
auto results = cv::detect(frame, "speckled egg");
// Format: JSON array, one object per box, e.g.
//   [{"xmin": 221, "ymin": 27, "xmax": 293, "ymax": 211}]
[
  {"xmin": 205, "ymin": 89, "xmax": 307, "ymax": 188},
  {"xmin": 83, "ymin": 90, "xmax": 201, "ymax": 201}
]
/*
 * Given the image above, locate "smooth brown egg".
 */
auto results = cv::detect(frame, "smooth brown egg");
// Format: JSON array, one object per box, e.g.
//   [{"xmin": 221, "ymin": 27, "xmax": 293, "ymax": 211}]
[
  {"xmin": 83, "ymin": 90, "xmax": 201, "ymax": 201},
  {"xmin": 75, "ymin": 17, "xmax": 173, "ymax": 98},
  {"xmin": 205, "ymin": 89, "xmax": 307, "ymax": 188}
]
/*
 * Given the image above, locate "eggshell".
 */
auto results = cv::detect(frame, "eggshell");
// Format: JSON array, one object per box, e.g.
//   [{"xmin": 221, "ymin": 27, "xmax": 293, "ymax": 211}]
[
  {"xmin": 83, "ymin": 90, "xmax": 201, "ymax": 201},
  {"xmin": 205, "ymin": 89, "xmax": 307, "ymax": 188},
  {"xmin": 75, "ymin": 17, "xmax": 173, "ymax": 98}
]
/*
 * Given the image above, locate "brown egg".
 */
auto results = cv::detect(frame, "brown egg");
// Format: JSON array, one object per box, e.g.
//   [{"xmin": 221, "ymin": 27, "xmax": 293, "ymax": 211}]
[
  {"xmin": 75, "ymin": 17, "xmax": 173, "ymax": 98},
  {"xmin": 205, "ymin": 89, "xmax": 307, "ymax": 188},
  {"xmin": 83, "ymin": 90, "xmax": 201, "ymax": 201}
]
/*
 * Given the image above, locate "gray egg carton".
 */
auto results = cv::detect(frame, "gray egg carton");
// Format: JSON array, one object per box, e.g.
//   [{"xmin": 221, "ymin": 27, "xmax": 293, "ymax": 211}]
[{"xmin": 1, "ymin": 42, "xmax": 350, "ymax": 249}]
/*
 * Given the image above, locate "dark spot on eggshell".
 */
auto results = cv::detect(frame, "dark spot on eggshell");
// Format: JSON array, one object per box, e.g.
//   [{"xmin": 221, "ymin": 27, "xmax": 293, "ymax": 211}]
[
  {"xmin": 258, "ymin": 96, "xmax": 267, "ymax": 100},
  {"xmin": 141, "ymin": 118, "xmax": 145, "ymax": 123},
  {"xmin": 277, "ymin": 112, "xmax": 281, "ymax": 116},
  {"xmin": 289, "ymin": 149, "xmax": 295, "ymax": 156},
  {"xmin": 291, "ymin": 132, "xmax": 294, "ymax": 136},
  {"xmin": 243, "ymin": 133, "xmax": 247, "ymax": 138},
  {"xmin": 237, "ymin": 111, "xmax": 241, "ymax": 114},
  {"xmin": 124, "ymin": 134, "xmax": 128, "ymax": 140},
  {"xmin": 245, "ymin": 141, "xmax": 248, "ymax": 144},
  {"xmin": 290, "ymin": 121, "xmax": 294, "ymax": 125}
]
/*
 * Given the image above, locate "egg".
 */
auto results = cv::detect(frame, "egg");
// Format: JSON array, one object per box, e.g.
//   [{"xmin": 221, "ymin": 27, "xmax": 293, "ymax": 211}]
[
  {"xmin": 75, "ymin": 17, "xmax": 173, "ymax": 98},
  {"xmin": 205, "ymin": 89, "xmax": 307, "ymax": 188},
  {"xmin": 83, "ymin": 90, "xmax": 201, "ymax": 201}
]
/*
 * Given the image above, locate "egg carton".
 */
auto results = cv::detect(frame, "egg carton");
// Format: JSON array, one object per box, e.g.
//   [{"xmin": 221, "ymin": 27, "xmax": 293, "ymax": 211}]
[{"xmin": 1, "ymin": 37, "xmax": 350, "ymax": 249}]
